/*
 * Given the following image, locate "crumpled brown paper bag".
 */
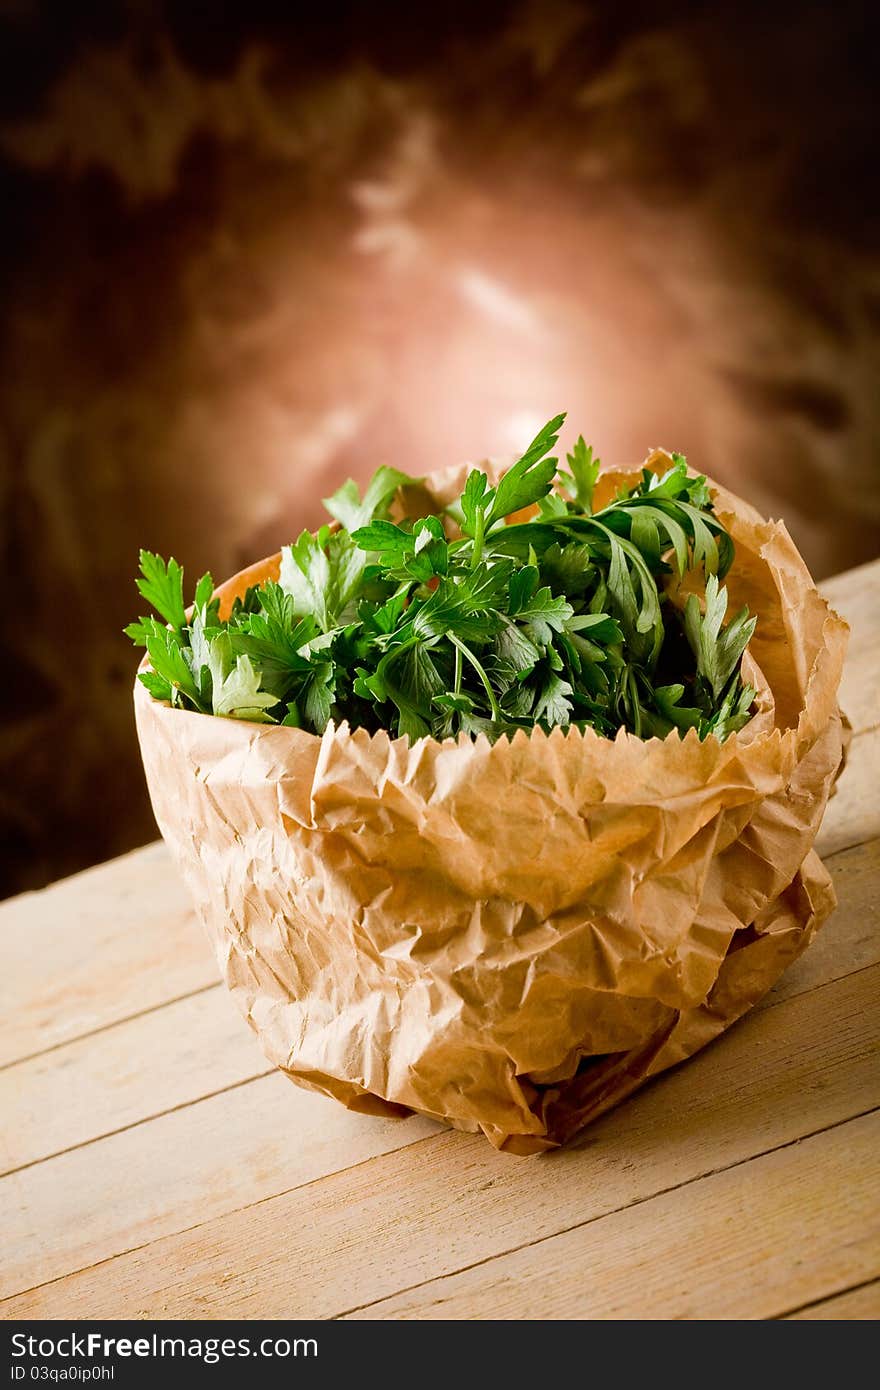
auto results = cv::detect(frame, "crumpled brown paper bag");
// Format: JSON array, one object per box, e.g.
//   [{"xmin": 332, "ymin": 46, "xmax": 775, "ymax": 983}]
[{"xmin": 134, "ymin": 458, "xmax": 848, "ymax": 1153}]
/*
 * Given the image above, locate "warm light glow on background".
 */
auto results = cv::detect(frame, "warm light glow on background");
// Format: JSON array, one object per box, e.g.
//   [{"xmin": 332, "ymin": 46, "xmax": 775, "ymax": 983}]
[{"xmin": 0, "ymin": 0, "xmax": 877, "ymax": 894}]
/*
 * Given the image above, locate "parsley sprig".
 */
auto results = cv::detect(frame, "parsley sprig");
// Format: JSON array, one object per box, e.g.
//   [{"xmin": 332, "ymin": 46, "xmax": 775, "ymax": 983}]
[{"xmin": 127, "ymin": 417, "xmax": 756, "ymax": 743}]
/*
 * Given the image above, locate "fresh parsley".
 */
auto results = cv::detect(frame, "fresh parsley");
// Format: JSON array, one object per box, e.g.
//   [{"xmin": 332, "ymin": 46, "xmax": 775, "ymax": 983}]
[{"xmin": 127, "ymin": 418, "xmax": 757, "ymax": 743}]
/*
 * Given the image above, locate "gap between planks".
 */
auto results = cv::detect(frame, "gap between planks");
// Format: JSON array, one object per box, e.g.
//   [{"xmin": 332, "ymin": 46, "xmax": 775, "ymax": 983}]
[
  {"xmin": 1, "ymin": 562, "xmax": 875, "ymax": 1315},
  {"xmin": 0, "ymin": 982, "xmax": 219, "ymax": 1076},
  {"xmin": 0, "ymin": 1073, "xmax": 271, "ymax": 1179},
  {"xmin": 778, "ymin": 1276, "xmax": 880, "ymax": 1320},
  {"xmin": 815, "ymin": 722, "xmax": 880, "ymax": 859},
  {"xmin": 1, "ymin": 557, "xmax": 875, "ymax": 1072},
  {"xmin": 7, "ymin": 758, "xmax": 867, "ymax": 1081},
  {"xmin": 3, "ymin": 951, "xmax": 877, "ymax": 1317},
  {"xmin": 0, "ymin": 843, "xmax": 215, "ymax": 1067},
  {"xmin": 336, "ymin": 1108, "xmax": 880, "ymax": 1321},
  {"xmin": 341, "ymin": 1110, "xmax": 880, "ymax": 1321},
  {"xmin": 2, "ymin": 831, "xmax": 876, "ymax": 1177},
  {"xmin": 0, "ymin": 644, "xmax": 873, "ymax": 1073}
]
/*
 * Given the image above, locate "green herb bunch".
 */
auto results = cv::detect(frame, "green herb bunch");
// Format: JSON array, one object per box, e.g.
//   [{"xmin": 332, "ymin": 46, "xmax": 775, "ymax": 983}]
[{"xmin": 126, "ymin": 415, "xmax": 757, "ymax": 744}]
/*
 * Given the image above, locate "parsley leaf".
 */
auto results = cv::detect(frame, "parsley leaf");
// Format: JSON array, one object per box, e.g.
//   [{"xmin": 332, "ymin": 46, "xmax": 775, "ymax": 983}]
[
  {"xmin": 129, "ymin": 414, "xmax": 756, "ymax": 745},
  {"xmin": 559, "ymin": 436, "xmax": 600, "ymax": 512},
  {"xmin": 135, "ymin": 551, "xmax": 187, "ymax": 631},
  {"xmin": 685, "ymin": 573, "xmax": 757, "ymax": 702},
  {"xmin": 280, "ymin": 527, "xmax": 366, "ymax": 630},
  {"xmin": 323, "ymin": 466, "xmax": 417, "ymax": 532},
  {"xmin": 486, "ymin": 413, "xmax": 564, "ymax": 527}
]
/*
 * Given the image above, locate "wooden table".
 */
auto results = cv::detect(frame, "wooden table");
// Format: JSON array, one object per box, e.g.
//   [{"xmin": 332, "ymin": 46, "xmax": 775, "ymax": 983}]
[{"xmin": 3, "ymin": 561, "xmax": 878, "ymax": 1322}]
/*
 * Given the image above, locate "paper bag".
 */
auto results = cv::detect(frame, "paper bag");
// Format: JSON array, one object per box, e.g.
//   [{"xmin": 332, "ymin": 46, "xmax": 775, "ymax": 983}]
[{"xmin": 134, "ymin": 460, "xmax": 848, "ymax": 1152}]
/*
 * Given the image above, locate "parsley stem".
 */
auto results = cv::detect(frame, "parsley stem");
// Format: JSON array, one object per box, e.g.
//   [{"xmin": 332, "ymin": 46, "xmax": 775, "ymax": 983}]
[
  {"xmin": 130, "ymin": 417, "xmax": 751, "ymax": 746},
  {"xmin": 627, "ymin": 667, "xmax": 642, "ymax": 737},
  {"xmin": 470, "ymin": 511, "xmax": 485, "ymax": 569},
  {"xmin": 449, "ymin": 633, "xmax": 502, "ymax": 724}
]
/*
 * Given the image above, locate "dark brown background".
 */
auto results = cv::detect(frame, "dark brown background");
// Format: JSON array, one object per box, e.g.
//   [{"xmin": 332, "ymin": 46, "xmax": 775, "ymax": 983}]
[{"xmin": 2, "ymin": 0, "xmax": 878, "ymax": 898}]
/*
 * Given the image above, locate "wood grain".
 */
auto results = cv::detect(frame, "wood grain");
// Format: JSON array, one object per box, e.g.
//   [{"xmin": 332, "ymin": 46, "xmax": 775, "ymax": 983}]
[
  {"xmin": 0, "ymin": 561, "xmax": 871, "ymax": 1073},
  {"xmin": 0, "ymin": 989, "xmax": 271, "ymax": 1174},
  {"xmin": 762, "ymin": 836, "xmax": 879, "ymax": 1008},
  {"xmin": 816, "ymin": 725, "xmax": 880, "ymax": 858},
  {"xmin": 347, "ymin": 1112, "xmax": 880, "ymax": 1320},
  {"xmin": 784, "ymin": 1280, "xmax": 880, "ymax": 1320},
  {"xmin": 0, "ymin": 825, "xmax": 872, "ymax": 1190},
  {"xmin": 0, "ymin": 559, "xmax": 876, "ymax": 1321},
  {"xmin": 0, "ymin": 1074, "xmax": 438, "ymax": 1302},
  {"xmin": 821, "ymin": 558, "xmax": 880, "ymax": 737},
  {"xmin": 0, "ymin": 841, "xmax": 213, "ymax": 1068},
  {"xmin": 5, "ymin": 949, "xmax": 877, "ymax": 1319}
]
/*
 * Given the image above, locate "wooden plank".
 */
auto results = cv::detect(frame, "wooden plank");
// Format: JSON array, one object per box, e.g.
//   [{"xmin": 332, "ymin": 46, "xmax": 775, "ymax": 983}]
[
  {"xmin": 784, "ymin": 1280, "xmax": 880, "ymax": 1320},
  {"xmin": 764, "ymin": 837, "xmax": 880, "ymax": 1008},
  {"xmin": 346, "ymin": 1112, "xmax": 880, "ymax": 1320},
  {"xmin": 0, "ymin": 990, "xmax": 271, "ymax": 1175},
  {"xmin": 821, "ymin": 555, "xmax": 880, "ymax": 613},
  {"xmin": 5, "ymin": 956, "xmax": 877, "ymax": 1319},
  {"xmin": 817, "ymin": 725, "xmax": 880, "ymax": 858},
  {"xmin": 0, "ymin": 825, "xmax": 873, "ymax": 1186},
  {"xmin": 0, "ymin": 842, "xmax": 214, "ymax": 1068},
  {"xmin": 821, "ymin": 558, "xmax": 880, "ymax": 738},
  {"xmin": 0, "ymin": 830, "xmax": 872, "ymax": 1183},
  {"xmin": 0, "ymin": 1075, "xmax": 439, "ymax": 1302},
  {"xmin": 0, "ymin": 558, "xmax": 873, "ymax": 1321},
  {"xmin": 0, "ymin": 562, "xmax": 870, "ymax": 1071}
]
